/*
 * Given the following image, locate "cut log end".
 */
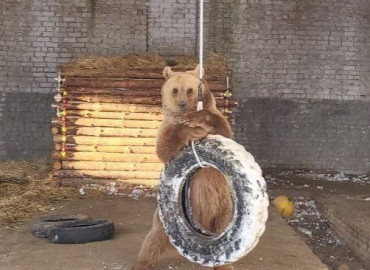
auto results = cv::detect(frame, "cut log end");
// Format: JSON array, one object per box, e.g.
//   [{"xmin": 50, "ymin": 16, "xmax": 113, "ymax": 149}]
[
  {"xmin": 53, "ymin": 161, "xmax": 62, "ymax": 170},
  {"xmin": 51, "ymin": 127, "xmax": 59, "ymax": 135}
]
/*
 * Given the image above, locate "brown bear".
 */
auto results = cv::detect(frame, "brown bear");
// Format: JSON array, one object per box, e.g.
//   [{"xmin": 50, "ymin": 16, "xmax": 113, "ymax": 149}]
[{"xmin": 131, "ymin": 65, "xmax": 234, "ymax": 270}]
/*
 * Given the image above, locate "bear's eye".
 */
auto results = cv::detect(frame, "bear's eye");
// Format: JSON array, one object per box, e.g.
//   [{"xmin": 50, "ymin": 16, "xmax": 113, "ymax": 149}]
[
  {"xmin": 173, "ymin": 88, "xmax": 178, "ymax": 94},
  {"xmin": 187, "ymin": 88, "xmax": 193, "ymax": 94}
]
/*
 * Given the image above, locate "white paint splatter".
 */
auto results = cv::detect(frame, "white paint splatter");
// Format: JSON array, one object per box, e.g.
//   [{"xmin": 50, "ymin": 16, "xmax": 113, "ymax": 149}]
[{"xmin": 78, "ymin": 187, "xmax": 85, "ymax": 195}]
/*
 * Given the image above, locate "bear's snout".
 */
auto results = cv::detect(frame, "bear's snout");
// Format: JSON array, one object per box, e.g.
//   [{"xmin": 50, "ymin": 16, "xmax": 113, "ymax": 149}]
[{"xmin": 178, "ymin": 101, "xmax": 187, "ymax": 111}]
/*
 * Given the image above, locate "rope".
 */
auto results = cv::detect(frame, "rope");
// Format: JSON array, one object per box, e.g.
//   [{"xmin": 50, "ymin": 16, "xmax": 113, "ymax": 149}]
[
  {"xmin": 197, "ymin": 0, "xmax": 204, "ymax": 111},
  {"xmin": 191, "ymin": 141, "xmax": 205, "ymax": 168},
  {"xmin": 191, "ymin": 0, "xmax": 205, "ymax": 168}
]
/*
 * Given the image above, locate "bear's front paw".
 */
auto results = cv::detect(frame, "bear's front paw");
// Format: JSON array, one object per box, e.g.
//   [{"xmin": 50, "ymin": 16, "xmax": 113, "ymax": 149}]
[
  {"xmin": 184, "ymin": 127, "xmax": 208, "ymax": 146},
  {"xmin": 185, "ymin": 110, "xmax": 213, "ymax": 132}
]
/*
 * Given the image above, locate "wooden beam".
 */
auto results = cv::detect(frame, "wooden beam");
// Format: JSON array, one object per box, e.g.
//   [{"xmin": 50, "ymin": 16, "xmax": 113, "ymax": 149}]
[{"xmin": 52, "ymin": 151, "xmax": 160, "ymax": 162}]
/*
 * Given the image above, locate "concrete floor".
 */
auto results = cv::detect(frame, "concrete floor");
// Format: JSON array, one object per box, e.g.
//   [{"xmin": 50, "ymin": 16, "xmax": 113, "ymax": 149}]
[
  {"xmin": 317, "ymin": 196, "xmax": 370, "ymax": 265},
  {"xmin": 0, "ymin": 196, "xmax": 328, "ymax": 270}
]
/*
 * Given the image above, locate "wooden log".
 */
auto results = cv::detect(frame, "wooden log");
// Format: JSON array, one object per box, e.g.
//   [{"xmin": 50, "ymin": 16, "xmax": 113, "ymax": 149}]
[
  {"xmin": 66, "ymin": 95, "xmax": 236, "ymax": 107},
  {"xmin": 67, "ymin": 95, "xmax": 160, "ymax": 105},
  {"xmin": 208, "ymin": 81, "xmax": 228, "ymax": 91},
  {"xmin": 52, "ymin": 151, "xmax": 159, "ymax": 162},
  {"xmin": 65, "ymin": 78, "xmax": 228, "ymax": 91},
  {"xmin": 52, "ymin": 117, "xmax": 161, "ymax": 129},
  {"xmin": 61, "ymin": 68, "xmax": 227, "ymax": 81},
  {"xmin": 55, "ymin": 170, "xmax": 160, "ymax": 179},
  {"xmin": 55, "ymin": 144, "xmax": 62, "ymax": 151},
  {"xmin": 61, "ymin": 161, "xmax": 162, "ymax": 172},
  {"xmin": 51, "ymin": 127, "xmax": 59, "ymax": 135},
  {"xmin": 66, "ymin": 88, "xmax": 162, "ymax": 97},
  {"xmin": 67, "ymin": 110, "xmax": 163, "ymax": 121},
  {"xmin": 54, "ymin": 144, "xmax": 155, "ymax": 154},
  {"xmin": 62, "ymin": 69, "xmax": 165, "ymax": 79},
  {"xmin": 66, "ymin": 78, "xmax": 164, "ymax": 89},
  {"xmin": 53, "ymin": 161, "xmax": 62, "ymax": 170},
  {"xmin": 53, "ymin": 135, "xmax": 157, "ymax": 146},
  {"xmin": 65, "ymin": 103, "xmax": 162, "ymax": 113},
  {"xmin": 65, "ymin": 87, "xmax": 226, "ymax": 96},
  {"xmin": 56, "ymin": 177, "xmax": 159, "ymax": 187},
  {"xmin": 62, "ymin": 127, "xmax": 158, "ymax": 137}
]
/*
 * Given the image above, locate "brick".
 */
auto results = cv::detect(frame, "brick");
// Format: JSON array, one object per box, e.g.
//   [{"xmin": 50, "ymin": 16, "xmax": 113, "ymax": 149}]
[{"xmin": 1, "ymin": 0, "xmax": 370, "ymax": 172}]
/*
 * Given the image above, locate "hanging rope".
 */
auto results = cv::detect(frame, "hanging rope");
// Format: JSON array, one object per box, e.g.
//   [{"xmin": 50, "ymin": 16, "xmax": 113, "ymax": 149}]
[
  {"xmin": 197, "ymin": 0, "xmax": 204, "ymax": 111},
  {"xmin": 192, "ymin": 0, "xmax": 205, "ymax": 168}
]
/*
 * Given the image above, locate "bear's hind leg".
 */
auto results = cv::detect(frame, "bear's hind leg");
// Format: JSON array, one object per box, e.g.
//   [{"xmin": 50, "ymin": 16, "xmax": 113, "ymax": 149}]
[
  {"xmin": 131, "ymin": 210, "xmax": 172, "ymax": 270},
  {"xmin": 212, "ymin": 211, "xmax": 234, "ymax": 270}
]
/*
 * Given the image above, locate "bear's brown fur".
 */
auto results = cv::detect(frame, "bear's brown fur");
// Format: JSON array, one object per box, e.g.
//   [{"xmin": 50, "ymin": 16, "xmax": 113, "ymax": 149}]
[{"xmin": 131, "ymin": 65, "xmax": 234, "ymax": 270}]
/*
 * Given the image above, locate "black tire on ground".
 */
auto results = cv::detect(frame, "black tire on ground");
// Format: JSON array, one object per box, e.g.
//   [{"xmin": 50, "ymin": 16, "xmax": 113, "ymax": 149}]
[
  {"xmin": 158, "ymin": 135, "xmax": 269, "ymax": 267},
  {"xmin": 30, "ymin": 214, "xmax": 89, "ymax": 238},
  {"xmin": 48, "ymin": 219, "xmax": 115, "ymax": 244}
]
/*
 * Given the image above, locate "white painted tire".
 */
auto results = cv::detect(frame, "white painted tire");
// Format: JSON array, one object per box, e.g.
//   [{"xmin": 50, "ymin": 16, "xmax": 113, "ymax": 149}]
[{"xmin": 158, "ymin": 135, "xmax": 269, "ymax": 267}]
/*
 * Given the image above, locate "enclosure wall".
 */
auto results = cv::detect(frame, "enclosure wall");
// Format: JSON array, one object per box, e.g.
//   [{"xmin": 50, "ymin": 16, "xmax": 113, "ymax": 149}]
[
  {"xmin": 0, "ymin": 0, "xmax": 196, "ymax": 160},
  {"xmin": 205, "ymin": 0, "xmax": 370, "ymax": 173},
  {"xmin": 1, "ymin": 0, "xmax": 369, "ymax": 173}
]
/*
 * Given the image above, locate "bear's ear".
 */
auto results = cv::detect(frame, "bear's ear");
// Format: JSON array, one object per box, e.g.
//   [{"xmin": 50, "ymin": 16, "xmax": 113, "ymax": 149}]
[
  {"xmin": 187, "ymin": 64, "xmax": 205, "ymax": 78},
  {"xmin": 163, "ymin": 66, "xmax": 175, "ymax": 80}
]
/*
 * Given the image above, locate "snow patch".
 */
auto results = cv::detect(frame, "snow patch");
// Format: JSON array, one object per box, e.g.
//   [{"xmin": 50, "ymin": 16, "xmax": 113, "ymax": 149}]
[
  {"xmin": 297, "ymin": 172, "xmax": 369, "ymax": 185},
  {"xmin": 78, "ymin": 187, "xmax": 85, "ymax": 195},
  {"xmin": 288, "ymin": 198, "xmax": 342, "ymax": 248}
]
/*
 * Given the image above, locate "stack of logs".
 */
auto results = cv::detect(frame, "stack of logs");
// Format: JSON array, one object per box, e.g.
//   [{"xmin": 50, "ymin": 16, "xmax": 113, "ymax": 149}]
[{"xmin": 52, "ymin": 69, "xmax": 237, "ymax": 186}]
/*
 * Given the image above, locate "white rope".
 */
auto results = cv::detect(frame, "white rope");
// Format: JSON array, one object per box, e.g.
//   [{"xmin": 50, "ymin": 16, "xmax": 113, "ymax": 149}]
[
  {"xmin": 197, "ymin": 0, "xmax": 204, "ymax": 111},
  {"xmin": 191, "ymin": 141, "xmax": 205, "ymax": 168},
  {"xmin": 192, "ymin": 0, "xmax": 205, "ymax": 168},
  {"xmin": 199, "ymin": 0, "xmax": 204, "ymax": 81}
]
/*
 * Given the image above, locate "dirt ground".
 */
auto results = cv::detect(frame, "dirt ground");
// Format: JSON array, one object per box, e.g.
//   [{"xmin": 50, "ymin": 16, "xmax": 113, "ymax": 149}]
[
  {"xmin": 0, "ymin": 165, "xmax": 369, "ymax": 270},
  {"xmin": 265, "ymin": 170, "xmax": 370, "ymax": 270},
  {"xmin": 0, "ymin": 195, "xmax": 328, "ymax": 270}
]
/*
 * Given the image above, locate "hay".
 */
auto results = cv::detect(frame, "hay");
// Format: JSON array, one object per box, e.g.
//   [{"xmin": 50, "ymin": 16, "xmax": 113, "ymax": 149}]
[
  {"xmin": 170, "ymin": 52, "xmax": 229, "ymax": 76},
  {"xmin": 0, "ymin": 160, "xmax": 77, "ymax": 225},
  {"xmin": 60, "ymin": 52, "xmax": 229, "ymax": 76},
  {"xmin": 61, "ymin": 52, "xmax": 166, "ymax": 71}
]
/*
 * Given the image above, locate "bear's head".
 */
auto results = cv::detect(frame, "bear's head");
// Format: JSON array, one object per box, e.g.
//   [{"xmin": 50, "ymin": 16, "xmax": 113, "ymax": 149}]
[{"xmin": 161, "ymin": 65, "xmax": 215, "ymax": 115}]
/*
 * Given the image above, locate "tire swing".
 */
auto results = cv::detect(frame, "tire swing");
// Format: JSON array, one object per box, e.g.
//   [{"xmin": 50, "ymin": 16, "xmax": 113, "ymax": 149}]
[
  {"xmin": 158, "ymin": 135, "xmax": 269, "ymax": 267},
  {"xmin": 158, "ymin": 1, "xmax": 269, "ymax": 267}
]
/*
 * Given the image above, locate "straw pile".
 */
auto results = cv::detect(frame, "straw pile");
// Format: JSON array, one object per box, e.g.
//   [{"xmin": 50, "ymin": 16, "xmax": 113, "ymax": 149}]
[
  {"xmin": 61, "ymin": 52, "xmax": 166, "ymax": 71},
  {"xmin": 60, "ymin": 52, "xmax": 229, "ymax": 77},
  {"xmin": 0, "ymin": 160, "xmax": 77, "ymax": 225}
]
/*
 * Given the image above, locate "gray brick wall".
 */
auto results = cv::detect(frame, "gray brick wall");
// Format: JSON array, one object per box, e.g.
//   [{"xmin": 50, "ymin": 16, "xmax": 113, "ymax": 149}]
[
  {"xmin": 0, "ymin": 0, "xmax": 369, "ymax": 173},
  {"xmin": 0, "ymin": 0, "xmax": 197, "ymax": 161},
  {"xmin": 234, "ymin": 98, "xmax": 370, "ymax": 173},
  {"xmin": 148, "ymin": 0, "xmax": 197, "ymax": 55},
  {"xmin": 0, "ymin": 93, "xmax": 53, "ymax": 160},
  {"xmin": 0, "ymin": 0, "xmax": 148, "ymax": 94},
  {"xmin": 205, "ymin": 0, "xmax": 370, "ymax": 101},
  {"xmin": 205, "ymin": 0, "xmax": 370, "ymax": 173}
]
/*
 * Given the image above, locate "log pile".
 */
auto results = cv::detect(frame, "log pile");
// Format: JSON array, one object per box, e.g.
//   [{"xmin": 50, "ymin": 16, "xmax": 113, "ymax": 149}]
[{"xmin": 52, "ymin": 67, "xmax": 236, "ymax": 187}]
